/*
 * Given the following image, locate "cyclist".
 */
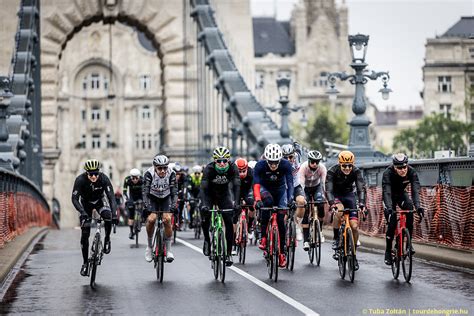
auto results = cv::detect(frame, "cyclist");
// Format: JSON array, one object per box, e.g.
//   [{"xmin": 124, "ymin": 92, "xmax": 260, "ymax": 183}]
[
  {"xmin": 281, "ymin": 143, "xmax": 305, "ymax": 242},
  {"xmin": 254, "ymin": 144, "xmax": 294, "ymax": 268},
  {"xmin": 235, "ymin": 157, "xmax": 255, "ymax": 243},
  {"xmin": 71, "ymin": 159, "xmax": 118, "ymax": 277},
  {"xmin": 174, "ymin": 162, "xmax": 191, "ymax": 230},
  {"xmin": 123, "ymin": 168, "xmax": 144, "ymax": 239},
  {"xmin": 326, "ymin": 150, "xmax": 366, "ymax": 271},
  {"xmin": 200, "ymin": 146, "xmax": 240, "ymax": 266},
  {"xmin": 382, "ymin": 153, "xmax": 424, "ymax": 265},
  {"xmin": 188, "ymin": 165, "xmax": 203, "ymax": 228},
  {"xmin": 114, "ymin": 188, "xmax": 124, "ymax": 225},
  {"xmin": 143, "ymin": 155, "xmax": 178, "ymax": 263},
  {"xmin": 298, "ymin": 150, "xmax": 327, "ymax": 250}
]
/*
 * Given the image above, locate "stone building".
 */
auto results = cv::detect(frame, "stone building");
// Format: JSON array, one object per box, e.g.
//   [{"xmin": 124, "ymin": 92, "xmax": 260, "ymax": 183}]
[{"xmin": 423, "ymin": 16, "xmax": 474, "ymax": 122}]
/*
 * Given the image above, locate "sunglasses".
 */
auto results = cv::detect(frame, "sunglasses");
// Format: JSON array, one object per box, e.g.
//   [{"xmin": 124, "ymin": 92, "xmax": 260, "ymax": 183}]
[
  {"xmin": 395, "ymin": 165, "xmax": 407, "ymax": 170},
  {"xmin": 238, "ymin": 169, "xmax": 247, "ymax": 173},
  {"xmin": 87, "ymin": 171, "xmax": 99, "ymax": 177},
  {"xmin": 267, "ymin": 161, "xmax": 279, "ymax": 167},
  {"xmin": 309, "ymin": 159, "xmax": 319, "ymax": 165},
  {"xmin": 341, "ymin": 164, "xmax": 353, "ymax": 169},
  {"xmin": 155, "ymin": 166, "xmax": 167, "ymax": 171},
  {"xmin": 215, "ymin": 159, "xmax": 229, "ymax": 164},
  {"xmin": 131, "ymin": 176, "xmax": 139, "ymax": 180},
  {"xmin": 284, "ymin": 155, "xmax": 295, "ymax": 160}
]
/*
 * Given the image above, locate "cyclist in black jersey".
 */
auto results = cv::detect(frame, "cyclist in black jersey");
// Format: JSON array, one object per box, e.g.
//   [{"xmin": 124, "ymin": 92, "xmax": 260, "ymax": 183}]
[
  {"xmin": 200, "ymin": 146, "xmax": 240, "ymax": 266},
  {"xmin": 71, "ymin": 159, "xmax": 118, "ymax": 276},
  {"xmin": 123, "ymin": 168, "xmax": 144, "ymax": 239},
  {"xmin": 382, "ymin": 153, "xmax": 424, "ymax": 265}
]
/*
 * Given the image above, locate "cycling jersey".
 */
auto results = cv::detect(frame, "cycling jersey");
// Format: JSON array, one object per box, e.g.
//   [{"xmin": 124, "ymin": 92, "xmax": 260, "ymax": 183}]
[
  {"xmin": 253, "ymin": 159, "xmax": 294, "ymax": 202},
  {"xmin": 143, "ymin": 167, "xmax": 178, "ymax": 208},
  {"xmin": 382, "ymin": 165, "xmax": 421, "ymax": 210},
  {"xmin": 190, "ymin": 173, "xmax": 202, "ymax": 197},
  {"xmin": 71, "ymin": 172, "xmax": 117, "ymax": 215},
  {"xmin": 298, "ymin": 161, "xmax": 327, "ymax": 189},
  {"xmin": 289, "ymin": 156, "xmax": 301, "ymax": 187},
  {"xmin": 122, "ymin": 175, "xmax": 144, "ymax": 201},
  {"xmin": 200, "ymin": 161, "xmax": 240, "ymax": 208},
  {"xmin": 325, "ymin": 164, "xmax": 365, "ymax": 205},
  {"xmin": 239, "ymin": 167, "xmax": 254, "ymax": 199}
]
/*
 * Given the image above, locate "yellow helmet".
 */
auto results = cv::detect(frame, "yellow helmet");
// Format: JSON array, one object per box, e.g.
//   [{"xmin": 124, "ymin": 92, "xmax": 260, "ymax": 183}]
[
  {"xmin": 338, "ymin": 150, "xmax": 355, "ymax": 164},
  {"xmin": 84, "ymin": 159, "xmax": 100, "ymax": 171}
]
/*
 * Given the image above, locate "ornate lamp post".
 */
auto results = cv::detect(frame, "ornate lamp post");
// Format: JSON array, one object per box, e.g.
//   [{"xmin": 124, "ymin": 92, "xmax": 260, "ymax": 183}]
[
  {"xmin": 326, "ymin": 34, "xmax": 392, "ymax": 158},
  {"xmin": 267, "ymin": 77, "xmax": 306, "ymax": 138}
]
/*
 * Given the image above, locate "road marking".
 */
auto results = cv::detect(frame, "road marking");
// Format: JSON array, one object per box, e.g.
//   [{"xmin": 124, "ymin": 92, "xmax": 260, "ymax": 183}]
[{"xmin": 177, "ymin": 238, "xmax": 319, "ymax": 316}]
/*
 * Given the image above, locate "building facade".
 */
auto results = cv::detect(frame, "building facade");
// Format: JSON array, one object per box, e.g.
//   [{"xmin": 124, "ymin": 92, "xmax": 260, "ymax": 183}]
[{"xmin": 423, "ymin": 16, "xmax": 474, "ymax": 123}]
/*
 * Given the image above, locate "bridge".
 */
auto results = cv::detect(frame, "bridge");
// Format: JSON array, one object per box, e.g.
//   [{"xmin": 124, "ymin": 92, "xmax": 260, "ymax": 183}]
[{"xmin": 0, "ymin": 0, "xmax": 473, "ymax": 314}]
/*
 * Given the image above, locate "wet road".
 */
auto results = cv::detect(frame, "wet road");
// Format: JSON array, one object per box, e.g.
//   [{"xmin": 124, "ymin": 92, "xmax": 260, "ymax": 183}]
[{"xmin": 1, "ymin": 227, "xmax": 472, "ymax": 315}]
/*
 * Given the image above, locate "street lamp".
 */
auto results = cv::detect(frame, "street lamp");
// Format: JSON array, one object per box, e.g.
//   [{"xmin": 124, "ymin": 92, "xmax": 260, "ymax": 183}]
[
  {"xmin": 326, "ymin": 33, "xmax": 392, "ymax": 157},
  {"xmin": 267, "ymin": 77, "xmax": 305, "ymax": 138}
]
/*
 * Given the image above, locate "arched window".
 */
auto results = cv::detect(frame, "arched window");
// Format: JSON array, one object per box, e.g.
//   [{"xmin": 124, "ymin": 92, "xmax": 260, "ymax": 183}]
[{"xmin": 91, "ymin": 105, "xmax": 101, "ymax": 120}]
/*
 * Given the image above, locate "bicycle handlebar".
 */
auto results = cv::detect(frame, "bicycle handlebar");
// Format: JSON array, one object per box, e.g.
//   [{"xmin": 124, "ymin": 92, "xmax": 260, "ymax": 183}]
[
  {"xmin": 259, "ymin": 207, "xmax": 288, "ymax": 213},
  {"xmin": 208, "ymin": 208, "xmax": 234, "ymax": 212}
]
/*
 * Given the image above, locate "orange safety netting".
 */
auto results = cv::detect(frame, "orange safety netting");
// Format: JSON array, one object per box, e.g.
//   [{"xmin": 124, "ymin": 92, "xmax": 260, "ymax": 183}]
[
  {"xmin": 0, "ymin": 191, "xmax": 51, "ymax": 248},
  {"xmin": 357, "ymin": 185, "xmax": 474, "ymax": 250}
]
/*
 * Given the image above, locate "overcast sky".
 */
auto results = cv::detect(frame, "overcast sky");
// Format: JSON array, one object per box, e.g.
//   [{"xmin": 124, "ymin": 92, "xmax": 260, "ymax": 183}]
[{"xmin": 251, "ymin": 0, "xmax": 474, "ymax": 110}]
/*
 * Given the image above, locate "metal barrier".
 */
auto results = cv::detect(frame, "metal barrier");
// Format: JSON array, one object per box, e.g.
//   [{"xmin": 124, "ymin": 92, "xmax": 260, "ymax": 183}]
[{"xmin": 0, "ymin": 168, "xmax": 51, "ymax": 248}]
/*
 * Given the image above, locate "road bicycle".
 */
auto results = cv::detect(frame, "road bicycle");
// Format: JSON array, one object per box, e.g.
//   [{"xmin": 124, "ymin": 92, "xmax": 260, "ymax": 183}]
[
  {"xmin": 133, "ymin": 199, "xmax": 145, "ymax": 248},
  {"xmin": 189, "ymin": 198, "xmax": 202, "ymax": 239},
  {"xmin": 151, "ymin": 210, "xmax": 170, "ymax": 283},
  {"xmin": 209, "ymin": 208, "xmax": 233, "ymax": 283},
  {"xmin": 390, "ymin": 209, "xmax": 414, "ymax": 283},
  {"xmin": 260, "ymin": 206, "xmax": 287, "ymax": 282},
  {"xmin": 307, "ymin": 201, "xmax": 322, "ymax": 266},
  {"xmin": 235, "ymin": 205, "xmax": 250, "ymax": 264},
  {"xmin": 87, "ymin": 209, "xmax": 115, "ymax": 289},
  {"xmin": 333, "ymin": 207, "xmax": 358, "ymax": 283},
  {"xmin": 284, "ymin": 205, "xmax": 297, "ymax": 271}
]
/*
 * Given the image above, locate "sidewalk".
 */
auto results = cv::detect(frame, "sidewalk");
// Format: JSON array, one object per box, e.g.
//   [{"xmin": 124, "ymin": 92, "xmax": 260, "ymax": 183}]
[
  {"xmin": 0, "ymin": 227, "xmax": 49, "ymax": 287},
  {"xmin": 323, "ymin": 228, "xmax": 474, "ymax": 270}
]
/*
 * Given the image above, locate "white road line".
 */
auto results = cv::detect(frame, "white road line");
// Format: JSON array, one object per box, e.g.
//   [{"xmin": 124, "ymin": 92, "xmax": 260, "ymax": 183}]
[{"xmin": 177, "ymin": 238, "xmax": 319, "ymax": 316}]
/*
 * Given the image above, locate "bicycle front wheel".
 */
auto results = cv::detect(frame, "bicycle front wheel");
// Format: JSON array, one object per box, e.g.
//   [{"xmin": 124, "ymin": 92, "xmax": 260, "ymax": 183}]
[
  {"xmin": 89, "ymin": 233, "xmax": 100, "ymax": 289},
  {"xmin": 346, "ymin": 229, "xmax": 356, "ymax": 283},
  {"xmin": 308, "ymin": 220, "xmax": 315, "ymax": 264},
  {"xmin": 273, "ymin": 228, "xmax": 279, "ymax": 282},
  {"xmin": 219, "ymin": 230, "xmax": 226, "ymax": 283},
  {"xmin": 401, "ymin": 228, "xmax": 413, "ymax": 283},
  {"xmin": 287, "ymin": 221, "xmax": 296, "ymax": 271},
  {"xmin": 212, "ymin": 235, "xmax": 219, "ymax": 280},
  {"xmin": 240, "ymin": 219, "xmax": 247, "ymax": 265},
  {"xmin": 315, "ymin": 220, "xmax": 322, "ymax": 266},
  {"xmin": 155, "ymin": 231, "xmax": 164, "ymax": 282},
  {"xmin": 337, "ymin": 238, "xmax": 346, "ymax": 280},
  {"xmin": 391, "ymin": 239, "xmax": 400, "ymax": 279}
]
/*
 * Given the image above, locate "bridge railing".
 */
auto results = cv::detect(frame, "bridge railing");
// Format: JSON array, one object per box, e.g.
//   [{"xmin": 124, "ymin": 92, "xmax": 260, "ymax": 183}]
[
  {"xmin": 344, "ymin": 157, "xmax": 473, "ymax": 250},
  {"xmin": 0, "ymin": 168, "xmax": 51, "ymax": 248}
]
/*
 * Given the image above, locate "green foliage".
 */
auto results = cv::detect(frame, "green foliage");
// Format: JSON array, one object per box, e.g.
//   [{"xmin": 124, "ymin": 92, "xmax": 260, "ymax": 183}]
[
  {"xmin": 393, "ymin": 114, "xmax": 472, "ymax": 158},
  {"xmin": 301, "ymin": 103, "xmax": 350, "ymax": 151}
]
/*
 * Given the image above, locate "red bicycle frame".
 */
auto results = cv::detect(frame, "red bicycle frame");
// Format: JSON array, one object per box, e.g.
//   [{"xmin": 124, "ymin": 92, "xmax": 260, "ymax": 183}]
[{"xmin": 395, "ymin": 210, "xmax": 411, "ymax": 257}]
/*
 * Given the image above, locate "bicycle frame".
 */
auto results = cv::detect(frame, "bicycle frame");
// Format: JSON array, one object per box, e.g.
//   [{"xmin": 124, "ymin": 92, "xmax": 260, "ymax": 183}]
[
  {"xmin": 209, "ymin": 208, "xmax": 233, "ymax": 283},
  {"xmin": 152, "ymin": 210, "xmax": 168, "ymax": 283},
  {"xmin": 88, "ymin": 209, "xmax": 104, "ymax": 288},
  {"xmin": 260, "ymin": 207, "xmax": 287, "ymax": 281},
  {"xmin": 391, "ymin": 209, "xmax": 414, "ymax": 282},
  {"xmin": 395, "ymin": 210, "xmax": 411, "ymax": 257}
]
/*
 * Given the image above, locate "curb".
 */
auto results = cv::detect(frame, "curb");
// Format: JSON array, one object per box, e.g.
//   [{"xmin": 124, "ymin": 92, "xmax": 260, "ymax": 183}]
[
  {"xmin": 0, "ymin": 227, "xmax": 49, "ymax": 301},
  {"xmin": 322, "ymin": 228, "xmax": 474, "ymax": 271}
]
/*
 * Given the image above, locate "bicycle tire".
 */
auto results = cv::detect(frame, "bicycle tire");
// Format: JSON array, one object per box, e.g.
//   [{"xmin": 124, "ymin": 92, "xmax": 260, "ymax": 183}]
[
  {"xmin": 89, "ymin": 233, "xmax": 100, "ymax": 289},
  {"xmin": 391, "ymin": 239, "xmax": 400, "ymax": 279},
  {"xmin": 338, "ymin": 237, "xmax": 346, "ymax": 280},
  {"xmin": 401, "ymin": 228, "xmax": 413, "ymax": 283},
  {"xmin": 219, "ymin": 230, "xmax": 226, "ymax": 283},
  {"xmin": 155, "ymin": 230, "xmax": 164, "ymax": 282},
  {"xmin": 288, "ymin": 221, "xmax": 296, "ymax": 271},
  {"xmin": 212, "ymin": 232, "xmax": 219, "ymax": 280},
  {"xmin": 267, "ymin": 227, "xmax": 273, "ymax": 280},
  {"xmin": 273, "ymin": 228, "xmax": 279, "ymax": 282},
  {"xmin": 315, "ymin": 220, "xmax": 321, "ymax": 266},
  {"xmin": 346, "ymin": 229, "xmax": 356, "ymax": 283},
  {"xmin": 308, "ymin": 219, "xmax": 315, "ymax": 264},
  {"xmin": 241, "ymin": 219, "xmax": 247, "ymax": 264}
]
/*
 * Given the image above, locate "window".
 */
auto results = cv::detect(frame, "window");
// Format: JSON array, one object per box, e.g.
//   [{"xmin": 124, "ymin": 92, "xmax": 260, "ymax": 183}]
[
  {"xmin": 469, "ymin": 76, "xmax": 474, "ymax": 91},
  {"xmin": 148, "ymin": 133, "xmax": 152, "ymax": 149},
  {"xmin": 106, "ymin": 134, "xmax": 112, "ymax": 148},
  {"xmin": 106, "ymin": 110, "xmax": 110, "ymax": 120},
  {"xmin": 91, "ymin": 73, "xmax": 100, "ymax": 90},
  {"xmin": 140, "ymin": 105, "xmax": 151, "ymax": 119},
  {"xmin": 135, "ymin": 133, "xmax": 139, "ymax": 149},
  {"xmin": 92, "ymin": 134, "xmax": 101, "ymax": 149},
  {"xmin": 471, "ymin": 103, "xmax": 474, "ymax": 122},
  {"xmin": 91, "ymin": 106, "xmax": 100, "ymax": 120},
  {"xmin": 255, "ymin": 71, "xmax": 265, "ymax": 89},
  {"xmin": 438, "ymin": 76, "xmax": 452, "ymax": 93},
  {"xmin": 319, "ymin": 71, "xmax": 328, "ymax": 87},
  {"xmin": 108, "ymin": 166, "xmax": 113, "ymax": 181},
  {"xmin": 81, "ymin": 134, "xmax": 86, "ymax": 149},
  {"xmin": 142, "ymin": 133, "xmax": 146, "ymax": 149},
  {"xmin": 277, "ymin": 70, "xmax": 291, "ymax": 80},
  {"xmin": 440, "ymin": 103, "xmax": 452, "ymax": 119},
  {"xmin": 104, "ymin": 77, "xmax": 109, "ymax": 91},
  {"xmin": 139, "ymin": 75, "xmax": 151, "ymax": 91},
  {"xmin": 82, "ymin": 77, "xmax": 88, "ymax": 91},
  {"xmin": 81, "ymin": 110, "xmax": 86, "ymax": 120},
  {"xmin": 469, "ymin": 47, "xmax": 474, "ymax": 59}
]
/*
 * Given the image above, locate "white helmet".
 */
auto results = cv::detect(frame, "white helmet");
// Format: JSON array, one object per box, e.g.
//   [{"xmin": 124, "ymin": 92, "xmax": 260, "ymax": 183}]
[
  {"xmin": 192, "ymin": 165, "xmax": 203, "ymax": 173},
  {"xmin": 264, "ymin": 144, "xmax": 283, "ymax": 162},
  {"xmin": 247, "ymin": 160, "xmax": 257, "ymax": 169},
  {"xmin": 130, "ymin": 168, "xmax": 141, "ymax": 177}
]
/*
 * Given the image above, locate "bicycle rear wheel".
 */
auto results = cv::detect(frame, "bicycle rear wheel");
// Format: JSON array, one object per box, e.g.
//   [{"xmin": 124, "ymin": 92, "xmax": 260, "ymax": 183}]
[
  {"xmin": 273, "ymin": 229, "xmax": 279, "ymax": 282},
  {"xmin": 346, "ymin": 229, "xmax": 356, "ymax": 283},
  {"xmin": 194, "ymin": 214, "xmax": 201, "ymax": 239},
  {"xmin": 89, "ymin": 233, "xmax": 100, "ymax": 289},
  {"xmin": 401, "ymin": 228, "xmax": 412, "ymax": 283},
  {"xmin": 219, "ymin": 230, "xmax": 226, "ymax": 283},
  {"xmin": 391, "ymin": 239, "xmax": 400, "ymax": 279}
]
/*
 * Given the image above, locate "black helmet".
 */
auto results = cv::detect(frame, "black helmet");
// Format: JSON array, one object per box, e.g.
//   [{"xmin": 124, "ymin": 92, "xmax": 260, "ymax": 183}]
[{"xmin": 392, "ymin": 153, "xmax": 408, "ymax": 166}]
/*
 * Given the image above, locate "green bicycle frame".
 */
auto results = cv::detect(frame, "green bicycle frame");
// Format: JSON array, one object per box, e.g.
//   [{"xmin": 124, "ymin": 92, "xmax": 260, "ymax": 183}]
[{"xmin": 210, "ymin": 210, "xmax": 226, "ymax": 256}]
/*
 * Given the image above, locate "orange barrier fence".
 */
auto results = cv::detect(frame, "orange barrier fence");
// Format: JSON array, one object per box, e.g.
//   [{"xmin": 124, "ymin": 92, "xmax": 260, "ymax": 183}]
[
  {"xmin": 0, "ymin": 171, "xmax": 51, "ymax": 248},
  {"xmin": 357, "ymin": 185, "xmax": 473, "ymax": 250}
]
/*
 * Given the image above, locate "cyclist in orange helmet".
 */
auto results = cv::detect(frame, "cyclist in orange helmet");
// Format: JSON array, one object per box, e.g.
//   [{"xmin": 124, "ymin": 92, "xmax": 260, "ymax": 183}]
[{"xmin": 234, "ymin": 157, "xmax": 256, "ymax": 246}]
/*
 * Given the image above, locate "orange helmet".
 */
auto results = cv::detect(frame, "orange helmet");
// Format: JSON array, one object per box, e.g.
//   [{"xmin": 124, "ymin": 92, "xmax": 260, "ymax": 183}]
[
  {"xmin": 235, "ymin": 157, "xmax": 248, "ymax": 170},
  {"xmin": 338, "ymin": 150, "xmax": 355, "ymax": 164}
]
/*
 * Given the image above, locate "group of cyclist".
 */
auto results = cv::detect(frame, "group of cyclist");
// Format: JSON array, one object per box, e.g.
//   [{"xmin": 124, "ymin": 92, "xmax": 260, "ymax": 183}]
[{"xmin": 72, "ymin": 142, "xmax": 424, "ymax": 277}]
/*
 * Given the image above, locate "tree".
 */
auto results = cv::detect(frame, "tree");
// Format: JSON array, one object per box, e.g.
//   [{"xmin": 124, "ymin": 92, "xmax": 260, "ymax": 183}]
[
  {"xmin": 393, "ymin": 114, "xmax": 472, "ymax": 158},
  {"xmin": 293, "ymin": 103, "xmax": 349, "ymax": 152}
]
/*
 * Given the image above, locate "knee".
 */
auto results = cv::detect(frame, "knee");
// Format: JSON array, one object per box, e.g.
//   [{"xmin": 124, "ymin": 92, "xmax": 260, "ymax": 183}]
[
  {"xmin": 163, "ymin": 214, "xmax": 171, "ymax": 225},
  {"xmin": 147, "ymin": 213, "xmax": 157, "ymax": 224},
  {"xmin": 350, "ymin": 221, "xmax": 359, "ymax": 231},
  {"xmin": 296, "ymin": 195, "xmax": 305, "ymax": 207}
]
